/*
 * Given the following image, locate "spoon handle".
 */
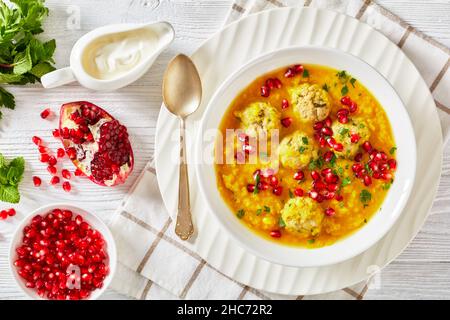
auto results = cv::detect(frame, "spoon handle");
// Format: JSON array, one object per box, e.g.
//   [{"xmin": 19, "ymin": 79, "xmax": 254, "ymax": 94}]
[{"xmin": 175, "ymin": 117, "xmax": 194, "ymax": 240}]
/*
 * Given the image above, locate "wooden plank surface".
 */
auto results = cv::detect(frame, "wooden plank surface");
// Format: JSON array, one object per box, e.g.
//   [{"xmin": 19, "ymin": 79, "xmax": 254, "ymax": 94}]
[{"xmin": 0, "ymin": 0, "xmax": 449, "ymax": 300}]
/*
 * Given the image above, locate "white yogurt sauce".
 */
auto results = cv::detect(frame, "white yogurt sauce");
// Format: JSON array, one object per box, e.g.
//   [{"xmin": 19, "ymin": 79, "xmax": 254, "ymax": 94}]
[{"xmin": 82, "ymin": 28, "xmax": 158, "ymax": 80}]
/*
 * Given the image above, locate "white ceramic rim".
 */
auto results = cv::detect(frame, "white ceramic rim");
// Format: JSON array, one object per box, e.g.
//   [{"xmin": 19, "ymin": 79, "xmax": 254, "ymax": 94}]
[
  {"xmin": 195, "ymin": 45, "xmax": 416, "ymax": 268},
  {"xmin": 154, "ymin": 6, "xmax": 443, "ymax": 295},
  {"xmin": 8, "ymin": 203, "xmax": 117, "ymax": 300}
]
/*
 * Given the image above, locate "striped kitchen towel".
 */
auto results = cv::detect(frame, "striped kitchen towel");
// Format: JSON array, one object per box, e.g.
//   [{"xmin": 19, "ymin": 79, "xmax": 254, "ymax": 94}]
[{"xmin": 109, "ymin": 0, "xmax": 450, "ymax": 300}]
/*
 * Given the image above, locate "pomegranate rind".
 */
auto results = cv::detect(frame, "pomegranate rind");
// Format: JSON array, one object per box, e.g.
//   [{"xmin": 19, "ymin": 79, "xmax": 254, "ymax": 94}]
[{"xmin": 59, "ymin": 101, "xmax": 134, "ymax": 187}]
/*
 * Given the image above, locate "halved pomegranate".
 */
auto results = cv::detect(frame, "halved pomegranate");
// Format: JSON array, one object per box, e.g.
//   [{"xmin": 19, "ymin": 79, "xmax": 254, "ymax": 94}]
[{"xmin": 59, "ymin": 101, "xmax": 134, "ymax": 186}]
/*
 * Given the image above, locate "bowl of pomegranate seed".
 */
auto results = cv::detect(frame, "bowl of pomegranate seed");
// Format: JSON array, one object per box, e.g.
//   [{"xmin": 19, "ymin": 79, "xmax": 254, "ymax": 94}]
[{"xmin": 9, "ymin": 204, "xmax": 117, "ymax": 300}]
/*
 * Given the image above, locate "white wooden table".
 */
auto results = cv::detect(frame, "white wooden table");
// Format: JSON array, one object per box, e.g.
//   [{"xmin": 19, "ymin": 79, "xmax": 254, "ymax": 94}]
[{"xmin": 0, "ymin": 0, "xmax": 449, "ymax": 300}]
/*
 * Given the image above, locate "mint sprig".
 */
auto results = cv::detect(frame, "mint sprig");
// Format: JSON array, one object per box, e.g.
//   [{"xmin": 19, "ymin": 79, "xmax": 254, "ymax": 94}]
[{"xmin": 0, "ymin": 153, "xmax": 25, "ymax": 203}]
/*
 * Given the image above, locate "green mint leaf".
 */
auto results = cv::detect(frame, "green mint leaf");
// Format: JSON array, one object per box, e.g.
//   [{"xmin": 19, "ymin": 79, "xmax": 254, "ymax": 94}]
[
  {"xmin": 0, "ymin": 87, "xmax": 15, "ymax": 110},
  {"xmin": 341, "ymin": 85, "xmax": 349, "ymax": 96},
  {"xmin": 13, "ymin": 46, "xmax": 32, "ymax": 75},
  {"xmin": 0, "ymin": 184, "xmax": 20, "ymax": 203},
  {"xmin": 302, "ymin": 69, "xmax": 310, "ymax": 78}
]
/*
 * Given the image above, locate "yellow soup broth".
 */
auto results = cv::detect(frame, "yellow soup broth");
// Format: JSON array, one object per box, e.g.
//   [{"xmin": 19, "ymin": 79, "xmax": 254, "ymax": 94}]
[{"xmin": 215, "ymin": 64, "xmax": 397, "ymax": 248}]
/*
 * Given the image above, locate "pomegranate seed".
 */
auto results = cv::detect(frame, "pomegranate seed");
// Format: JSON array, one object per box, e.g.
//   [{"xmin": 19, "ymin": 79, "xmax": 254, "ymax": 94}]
[
  {"xmin": 311, "ymin": 171, "xmax": 320, "ymax": 181},
  {"xmin": 62, "ymin": 181, "xmax": 71, "ymax": 192},
  {"xmin": 270, "ymin": 230, "xmax": 282, "ymax": 238},
  {"xmin": 39, "ymin": 153, "xmax": 49, "ymax": 163},
  {"xmin": 272, "ymin": 186, "xmax": 283, "ymax": 196},
  {"xmin": 281, "ymin": 117, "xmax": 293, "ymax": 128},
  {"xmin": 294, "ymin": 187, "xmax": 304, "ymax": 197},
  {"xmin": 40, "ymin": 108, "xmax": 51, "ymax": 119},
  {"xmin": 321, "ymin": 168, "xmax": 332, "ymax": 176},
  {"xmin": 349, "ymin": 101, "xmax": 358, "ymax": 113},
  {"xmin": 66, "ymin": 147, "xmax": 77, "ymax": 160},
  {"xmin": 52, "ymin": 129, "xmax": 60, "ymax": 138},
  {"xmin": 325, "ymin": 208, "xmax": 335, "ymax": 217},
  {"xmin": 352, "ymin": 163, "xmax": 364, "ymax": 172},
  {"xmin": 350, "ymin": 134, "xmax": 360, "ymax": 143},
  {"xmin": 313, "ymin": 180, "xmax": 327, "ymax": 191},
  {"xmin": 265, "ymin": 78, "xmax": 275, "ymax": 89},
  {"xmin": 334, "ymin": 143, "xmax": 344, "ymax": 152},
  {"xmin": 362, "ymin": 141, "xmax": 372, "ymax": 152},
  {"xmin": 388, "ymin": 159, "xmax": 397, "ymax": 170},
  {"xmin": 335, "ymin": 194, "xmax": 344, "ymax": 201},
  {"xmin": 340, "ymin": 96, "xmax": 351, "ymax": 106},
  {"xmin": 32, "ymin": 176, "xmax": 42, "ymax": 187},
  {"xmin": 313, "ymin": 121, "xmax": 324, "ymax": 130},
  {"xmin": 327, "ymin": 183, "xmax": 339, "ymax": 192},
  {"xmin": 308, "ymin": 190, "xmax": 319, "ymax": 201},
  {"xmin": 324, "ymin": 174, "xmax": 339, "ymax": 184},
  {"xmin": 74, "ymin": 168, "xmax": 83, "ymax": 176},
  {"xmin": 293, "ymin": 171, "xmax": 304, "ymax": 181},
  {"xmin": 47, "ymin": 166, "xmax": 57, "ymax": 175},
  {"xmin": 247, "ymin": 184, "xmax": 255, "ymax": 193},
  {"xmin": 273, "ymin": 78, "xmax": 282, "ymax": 89},
  {"xmin": 281, "ymin": 99, "xmax": 289, "ymax": 109},
  {"xmin": 32, "ymin": 136, "xmax": 42, "ymax": 146},
  {"xmin": 338, "ymin": 114, "xmax": 349, "ymax": 124},
  {"xmin": 5, "ymin": 208, "xmax": 16, "ymax": 216},
  {"xmin": 48, "ymin": 156, "xmax": 57, "ymax": 166},
  {"xmin": 354, "ymin": 153, "xmax": 363, "ymax": 162},
  {"xmin": 268, "ymin": 175, "xmax": 279, "ymax": 187},
  {"xmin": 61, "ymin": 169, "xmax": 71, "ymax": 180},
  {"xmin": 326, "ymin": 137, "xmax": 336, "ymax": 148},
  {"xmin": 260, "ymin": 85, "xmax": 270, "ymax": 97},
  {"xmin": 284, "ymin": 68, "xmax": 296, "ymax": 78},
  {"xmin": 50, "ymin": 176, "xmax": 60, "ymax": 185},
  {"xmin": 321, "ymin": 126, "xmax": 333, "ymax": 136},
  {"xmin": 56, "ymin": 148, "xmax": 65, "ymax": 158},
  {"xmin": 61, "ymin": 127, "xmax": 70, "ymax": 139},
  {"xmin": 363, "ymin": 175, "xmax": 372, "ymax": 186},
  {"xmin": 293, "ymin": 64, "xmax": 304, "ymax": 73},
  {"xmin": 381, "ymin": 172, "xmax": 392, "ymax": 180},
  {"xmin": 323, "ymin": 151, "xmax": 335, "ymax": 162},
  {"xmin": 38, "ymin": 146, "xmax": 48, "ymax": 154},
  {"xmin": 253, "ymin": 169, "xmax": 261, "ymax": 180},
  {"xmin": 257, "ymin": 181, "xmax": 269, "ymax": 191},
  {"xmin": 0, "ymin": 210, "xmax": 7, "ymax": 220},
  {"xmin": 336, "ymin": 108, "xmax": 349, "ymax": 117},
  {"xmin": 324, "ymin": 117, "xmax": 332, "ymax": 128},
  {"xmin": 318, "ymin": 136, "xmax": 326, "ymax": 148}
]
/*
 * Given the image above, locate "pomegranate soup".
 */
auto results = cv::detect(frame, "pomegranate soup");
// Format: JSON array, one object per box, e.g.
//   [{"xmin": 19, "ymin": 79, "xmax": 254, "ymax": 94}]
[{"xmin": 215, "ymin": 64, "xmax": 397, "ymax": 248}]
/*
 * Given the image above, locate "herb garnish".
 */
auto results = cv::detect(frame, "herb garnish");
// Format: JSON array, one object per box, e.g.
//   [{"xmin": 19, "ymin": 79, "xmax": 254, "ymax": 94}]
[
  {"xmin": 360, "ymin": 189, "xmax": 372, "ymax": 204},
  {"xmin": 341, "ymin": 177, "xmax": 351, "ymax": 187},
  {"xmin": 0, "ymin": 153, "xmax": 25, "ymax": 203},
  {"xmin": 256, "ymin": 208, "xmax": 262, "ymax": 216},
  {"xmin": 278, "ymin": 217, "xmax": 286, "ymax": 228},
  {"xmin": 302, "ymin": 69, "xmax": 310, "ymax": 78},
  {"xmin": 264, "ymin": 205, "xmax": 270, "ymax": 213},
  {"xmin": 322, "ymin": 84, "xmax": 329, "ymax": 92},
  {"xmin": 389, "ymin": 147, "xmax": 397, "ymax": 155},
  {"xmin": 0, "ymin": 0, "xmax": 56, "ymax": 118},
  {"xmin": 236, "ymin": 209, "xmax": 245, "ymax": 219},
  {"xmin": 302, "ymin": 137, "xmax": 309, "ymax": 145}
]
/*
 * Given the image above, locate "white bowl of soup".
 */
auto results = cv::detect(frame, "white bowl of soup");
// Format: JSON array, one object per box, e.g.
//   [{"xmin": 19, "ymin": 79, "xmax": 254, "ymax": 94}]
[{"xmin": 195, "ymin": 46, "xmax": 416, "ymax": 267}]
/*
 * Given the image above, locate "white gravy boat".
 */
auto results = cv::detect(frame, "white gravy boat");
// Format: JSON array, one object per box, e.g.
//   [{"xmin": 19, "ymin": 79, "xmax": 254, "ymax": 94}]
[{"xmin": 41, "ymin": 21, "xmax": 174, "ymax": 91}]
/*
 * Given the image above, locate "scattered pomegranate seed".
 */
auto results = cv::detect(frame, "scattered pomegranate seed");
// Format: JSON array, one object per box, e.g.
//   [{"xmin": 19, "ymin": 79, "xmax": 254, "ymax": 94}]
[
  {"xmin": 293, "ymin": 171, "xmax": 304, "ymax": 181},
  {"xmin": 362, "ymin": 141, "xmax": 372, "ymax": 152},
  {"xmin": 270, "ymin": 230, "xmax": 282, "ymax": 238},
  {"xmin": 272, "ymin": 186, "xmax": 283, "ymax": 196},
  {"xmin": 313, "ymin": 121, "xmax": 324, "ymax": 130},
  {"xmin": 354, "ymin": 153, "xmax": 363, "ymax": 162},
  {"xmin": 66, "ymin": 147, "xmax": 77, "ymax": 160},
  {"xmin": 62, "ymin": 181, "xmax": 71, "ymax": 192},
  {"xmin": 268, "ymin": 175, "xmax": 279, "ymax": 187},
  {"xmin": 48, "ymin": 156, "xmax": 57, "ymax": 166},
  {"xmin": 40, "ymin": 108, "xmax": 51, "ymax": 119},
  {"xmin": 325, "ymin": 208, "xmax": 335, "ymax": 217},
  {"xmin": 324, "ymin": 117, "xmax": 332, "ymax": 128},
  {"xmin": 352, "ymin": 163, "xmax": 364, "ymax": 172},
  {"xmin": 246, "ymin": 184, "xmax": 255, "ymax": 193},
  {"xmin": 253, "ymin": 169, "xmax": 261, "ymax": 180},
  {"xmin": 311, "ymin": 171, "xmax": 320, "ymax": 181},
  {"xmin": 47, "ymin": 166, "xmax": 57, "ymax": 175},
  {"xmin": 349, "ymin": 101, "xmax": 358, "ymax": 113},
  {"xmin": 260, "ymin": 85, "xmax": 270, "ymax": 97},
  {"xmin": 281, "ymin": 117, "xmax": 293, "ymax": 128},
  {"xmin": 321, "ymin": 126, "xmax": 333, "ymax": 136},
  {"xmin": 281, "ymin": 99, "xmax": 289, "ymax": 109},
  {"xmin": 32, "ymin": 136, "xmax": 42, "ymax": 146},
  {"xmin": 74, "ymin": 168, "xmax": 83, "ymax": 176},
  {"xmin": 52, "ymin": 129, "xmax": 60, "ymax": 138},
  {"xmin": 294, "ymin": 187, "xmax": 304, "ymax": 197},
  {"xmin": 32, "ymin": 176, "xmax": 42, "ymax": 187},
  {"xmin": 340, "ymin": 96, "xmax": 351, "ymax": 106},
  {"xmin": 293, "ymin": 64, "xmax": 304, "ymax": 73},
  {"xmin": 350, "ymin": 133, "xmax": 360, "ymax": 143},
  {"xmin": 50, "ymin": 176, "xmax": 60, "ymax": 185},
  {"xmin": 323, "ymin": 151, "xmax": 335, "ymax": 162},
  {"xmin": 363, "ymin": 175, "xmax": 372, "ymax": 186},
  {"xmin": 0, "ymin": 210, "xmax": 7, "ymax": 220},
  {"xmin": 272, "ymin": 78, "xmax": 282, "ymax": 89},
  {"xmin": 257, "ymin": 181, "xmax": 269, "ymax": 191},
  {"xmin": 334, "ymin": 143, "xmax": 344, "ymax": 152},
  {"xmin": 6, "ymin": 208, "xmax": 16, "ymax": 216},
  {"xmin": 61, "ymin": 169, "xmax": 71, "ymax": 180},
  {"xmin": 388, "ymin": 159, "xmax": 397, "ymax": 170},
  {"xmin": 265, "ymin": 78, "xmax": 275, "ymax": 89},
  {"xmin": 38, "ymin": 146, "xmax": 48, "ymax": 154},
  {"xmin": 57, "ymin": 148, "xmax": 65, "ymax": 158},
  {"xmin": 335, "ymin": 194, "xmax": 344, "ymax": 201},
  {"xmin": 284, "ymin": 68, "xmax": 296, "ymax": 78},
  {"xmin": 39, "ymin": 153, "xmax": 49, "ymax": 163},
  {"xmin": 327, "ymin": 183, "xmax": 339, "ymax": 192}
]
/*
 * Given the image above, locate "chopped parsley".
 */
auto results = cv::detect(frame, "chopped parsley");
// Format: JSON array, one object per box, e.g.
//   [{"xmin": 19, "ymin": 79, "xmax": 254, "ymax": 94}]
[
  {"xmin": 382, "ymin": 183, "xmax": 391, "ymax": 190},
  {"xmin": 360, "ymin": 189, "xmax": 372, "ymax": 204},
  {"xmin": 254, "ymin": 174, "xmax": 260, "ymax": 194},
  {"xmin": 279, "ymin": 217, "xmax": 286, "ymax": 228},
  {"xmin": 341, "ymin": 177, "xmax": 351, "ymax": 187},
  {"xmin": 302, "ymin": 69, "xmax": 310, "ymax": 78},
  {"xmin": 236, "ymin": 209, "xmax": 245, "ymax": 219},
  {"xmin": 350, "ymin": 78, "xmax": 357, "ymax": 87},
  {"xmin": 307, "ymin": 239, "xmax": 315, "ymax": 244},
  {"xmin": 298, "ymin": 146, "xmax": 307, "ymax": 154},
  {"xmin": 289, "ymin": 189, "xmax": 294, "ymax": 199},
  {"xmin": 341, "ymin": 85, "xmax": 349, "ymax": 96},
  {"xmin": 264, "ymin": 205, "xmax": 271, "ymax": 213},
  {"xmin": 302, "ymin": 137, "xmax": 309, "ymax": 145},
  {"xmin": 390, "ymin": 147, "xmax": 397, "ymax": 155},
  {"xmin": 256, "ymin": 208, "xmax": 263, "ymax": 216},
  {"xmin": 322, "ymin": 84, "xmax": 329, "ymax": 92},
  {"xmin": 339, "ymin": 127, "xmax": 349, "ymax": 137}
]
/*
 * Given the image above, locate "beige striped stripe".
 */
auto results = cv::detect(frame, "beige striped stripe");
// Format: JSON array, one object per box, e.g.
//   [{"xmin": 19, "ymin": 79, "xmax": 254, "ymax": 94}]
[
  {"xmin": 296, "ymin": 295, "xmax": 304, "ymax": 300},
  {"xmin": 435, "ymin": 100, "xmax": 450, "ymax": 115},
  {"xmin": 430, "ymin": 58, "xmax": 450, "ymax": 92},
  {"xmin": 232, "ymin": 3, "xmax": 245, "ymax": 14},
  {"xmin": 267, "ymin": 0, "xmax": 284, "ymax": 7},
  {"xmin": 397, "ymin": 25, "xmax": 412, "ymax": 48},
  {"xmin": 180, "ymin": 260, "xmax": 207, "ymax": 299},
  {"xmin": 247, "ymin": 287, "xmax": 272, "ymax": 300},
  {"xmin": 303, "ymin": 0, "xmax": 312, "ymax": 6},
  {"xmin": 357, "ymin": 284, "xmax": 369, "ymax": 300},
  {"xmin": 147, "ymin": 166, "xmax": 156, "ymax": 175},
  {"xmin": 140, "ymin": 280, "xmax": 153, "ymax": 299},
  {"xmin": 136, "ymin": 218, "xmax": 172, "ymax": 273},
  {"xmin": 343, "ymin": 287, "xmax": 360, "ymax": 299},
  {"xmin": 237, "ymin": 286, "xmax": 249, "ymax": 300},
  {"xmin": 355, "ymin": 0, "xmax": 371, "ymax": 19}
]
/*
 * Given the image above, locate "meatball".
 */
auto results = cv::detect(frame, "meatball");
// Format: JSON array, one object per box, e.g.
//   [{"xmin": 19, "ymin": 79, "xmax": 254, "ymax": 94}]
[
  {"xmin": 281, "ymin": 197, "xmax": 324, "ymax": 237},
  {"xmin": 289, "ymin": 84, "xmax": 331, "ymax": 122},
  {"xmin": 234, "ymin": 102, "xmax": 280, "ymax": 137},
  {"xmin": 331, "ymin": 118, "xmax": 370, "ymax": 159},
  {"xmin": 278, "ymin": 131, "xmax": 318, "ymax": 169}
]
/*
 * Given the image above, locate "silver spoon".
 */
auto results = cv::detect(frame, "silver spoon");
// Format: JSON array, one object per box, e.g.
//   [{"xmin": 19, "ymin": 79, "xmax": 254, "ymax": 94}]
[{"xmin": 162, "ymin": 54, "xmax": 202, "ymax": 240}]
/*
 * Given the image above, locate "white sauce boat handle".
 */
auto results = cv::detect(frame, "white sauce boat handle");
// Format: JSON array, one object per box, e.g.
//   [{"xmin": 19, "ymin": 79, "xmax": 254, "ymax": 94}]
[{"xmin": 41, "ymin": 67, "xmax": 76, "ymax": 89}]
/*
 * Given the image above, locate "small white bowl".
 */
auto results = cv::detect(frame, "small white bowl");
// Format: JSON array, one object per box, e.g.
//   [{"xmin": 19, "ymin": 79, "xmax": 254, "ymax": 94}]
[
  {"xmin": 195, "ymin": 46, "xmax": 416, "ymax": 268},
  {"xmin": 9, "ymin": 203, "xmax": 117, "ymax": 300}
]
